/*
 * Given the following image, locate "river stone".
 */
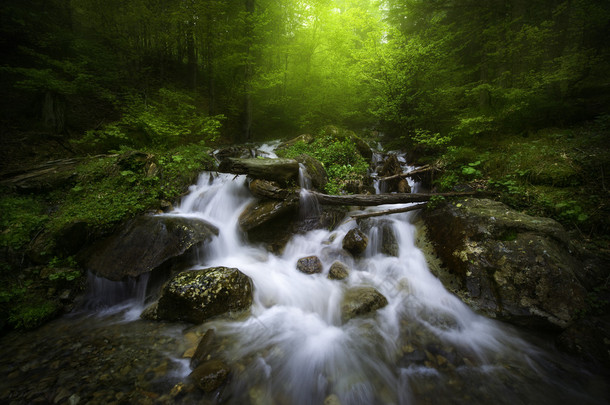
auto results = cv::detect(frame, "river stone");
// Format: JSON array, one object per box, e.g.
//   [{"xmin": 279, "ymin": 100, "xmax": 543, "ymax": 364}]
[
  {"xmin": 190, "ymin": 329, "xmax": 216, "ymax": 369},
  {"xmin": 218, "ymin": 157, "xmax": 299, "ymax": 185},
  {"xmin": 341, "ymin": 286, "xmax": 388, "ymax": 322},
  {"xmin": 342, "ymin": 228, "xmax": 369, "ymax": 255},
  {"xmin": 422, "ymin": 198, "xmax": 587, "ymax": 330},
  {"xmin": 189, "ymin": 359, "xmax": 230, "ymax": 392},
  {"xmin": 155, "ymin": 267, "xmax": 253, "ymax": 324},
  {"xmin": 84, "ymin": 216, "xmax": 218, "ymax": 281},
  {"xmin": 328, "ymin": 261, "xmax": 349, "ymax": 280},
  {"xmin": 296, "ymin": 256, "xmax": 323, "ymax": 274}
]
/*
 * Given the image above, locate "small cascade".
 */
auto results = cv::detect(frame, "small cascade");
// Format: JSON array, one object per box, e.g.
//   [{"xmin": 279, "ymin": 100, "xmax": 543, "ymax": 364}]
[
  {"xmin": 7, "ymin": 141, "xmax": 600, "ymax": 405},
  {"xmin": 298, "ymin": 163, "xmax": 321, "ymax": 220}
]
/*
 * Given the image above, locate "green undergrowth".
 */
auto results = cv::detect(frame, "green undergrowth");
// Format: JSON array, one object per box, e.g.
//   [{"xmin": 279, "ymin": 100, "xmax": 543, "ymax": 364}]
[
  {"xmin": 0, "ymin": 143, "xmax": 214, "ymax": 331},
  {"xmin": 432, "ymin": 120, "xmax": 610, "ymax": 237},
  {"xmin": 277, "ymin": 127, "xmax": 369, "ymax": 194}
]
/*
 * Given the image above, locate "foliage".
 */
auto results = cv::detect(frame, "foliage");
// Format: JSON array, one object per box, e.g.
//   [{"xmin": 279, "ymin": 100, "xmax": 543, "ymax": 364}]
[
  {"xmin": 8, "ymin": 299, "xmax": 58, "ymax": 330},
  {"xmin": 78, "ymin": 88, "xmax": 225, "ymax": 151},
  {"xmin": 0, "ymin": 195, "xmax": 48, "ymax": 251},
  {"xmin": 277, "ymin": 129, "xmax": 369, "ymax": 194}
]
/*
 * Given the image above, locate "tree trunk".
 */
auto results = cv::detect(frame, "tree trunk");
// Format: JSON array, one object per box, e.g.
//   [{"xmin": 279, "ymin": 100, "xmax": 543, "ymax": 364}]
[
  {"xmin": 350, "ymin": 203, "xmax": 428, "ymax": 219},
  {"xmin": 310, "ymin": 191, "xmax": 479, "ymax": 206}
]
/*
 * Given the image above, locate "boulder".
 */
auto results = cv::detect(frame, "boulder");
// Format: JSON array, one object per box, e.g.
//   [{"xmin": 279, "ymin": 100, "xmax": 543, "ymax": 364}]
[
  {"xmin": 239, "ymin": 199, "xmax": 299, "ymax": 232},
  {"xmin": 189, "ymin": 360, "xmax": 230, "ymax": 392},
  {"xmin": 341, "ymin": 286, "xmax": 388, "ymax": 322},
  {"xmin": 295, "ymin": 154, "xmax": 328, "ymax": 191},
  {"xmin": 422, "ymin": 198, "xmax": 587, "ymax": 330},
  {"xmin": 248, "ymin": 179, "xmax": 296, "ymax": 200},
  {"xmin": 155, "ymin": 267, "xmax": 253, "ymax": 324},
  {"xmin": 84, "ymin": 216, "xmax": 218, "ymax": 281},
  {"xmin": 342, "ymin": 228, "xmax": 369, "ymax": 256},
  {"xmin": 358, "ymin": 219, "xmax": 399, "ymax": 257},
  {"xmin": 218, "ymin": 157, "xmax": 299, "ymax": 185},
  {"xmin": 328, "ymin": 261, "xmax": 349, "ymax": 280},
  {"xmin": 296, "ymin": 256, "xmax": 323, "ymax": 274}
]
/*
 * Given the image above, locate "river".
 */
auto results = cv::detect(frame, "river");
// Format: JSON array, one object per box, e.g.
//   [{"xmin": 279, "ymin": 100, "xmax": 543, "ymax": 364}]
[{"xmin": 0, "ymin": 147, "xmax": 607, "ymax": 404}]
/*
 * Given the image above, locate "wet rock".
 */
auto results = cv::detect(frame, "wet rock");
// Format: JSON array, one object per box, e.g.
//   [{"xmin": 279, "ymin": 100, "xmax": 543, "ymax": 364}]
[
  {"xmin": 422, "ymin": 198, "xmax": 588, "ymax": 330},
  {"xmin": 84, "ymin": 216, "xmax": 218, "ymax": 281},
  {"xmin": 190, "ymin": 329, "xmax": 216, "ymax": 369},
  {"xmin": 296, "ymin": 256, "xmax": 323, "ymax": 275},
  {"xmin": 248, "ymin": 179, "xmax": 296, "ymax": 200},
  {"xmin": 341, "ymin": 286, "xmax": 388, "ymax": 322},
  {"xmin": 189, "ymin": 360, "xmax": 230, "ymax": 392},
  {"xmin": 214, "ymin": 145, "xmax": 259, "ymax": 160},
  {"xmin": 295, "ymin": 154, "xmax": 328, "ymax": 191},
  {"xmin": 328, "ymin": 261, "xmax": 349, "ymax": 280},
  {"xmin": 239, "ymin": 199, "xmax": 299, "ymax": 232},
  {"xmin": 358, "ymin": 219, "xmax": 399, "ymax": 257},
  {"xmin": 378, "ymin": 154, "xmax": 403, "ymax": 193},
  {"xmin": 342, "ymin": 228, "xmax": 369, "ymax": 255},
  {"xmin": 218, "ymin": 157, "xmax": 299, "ymax": 185},
  {"xmin": 556, "ymin": 315, "xmax": 610, "ymax": 367},
  {"xmin": 397, "ymin": 179, "xmax": 411, "ymax": 193},
  {"xmin": 155, "ymin": 267, "xmax": 252, "ymax": 324}
]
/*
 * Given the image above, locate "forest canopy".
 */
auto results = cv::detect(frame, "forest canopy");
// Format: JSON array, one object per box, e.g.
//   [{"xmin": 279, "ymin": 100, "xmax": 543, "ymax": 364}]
[{"xmin": 0, "ymin": 0, "xmax": 608, "ymax": 149}]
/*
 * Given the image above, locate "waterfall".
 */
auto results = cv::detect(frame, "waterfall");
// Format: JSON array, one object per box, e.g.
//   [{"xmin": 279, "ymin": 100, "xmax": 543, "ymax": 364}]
[
  {"xmin": 298, "ymin": 163, "xmax": 321, "ymax": 220},
  {"xmin": 159, "ymin": 155, "xmax": 584, "ymax": 405}
]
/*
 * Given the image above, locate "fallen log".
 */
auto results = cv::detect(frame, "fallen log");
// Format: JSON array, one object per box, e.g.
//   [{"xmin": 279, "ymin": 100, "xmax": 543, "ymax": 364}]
[
  {"xmin": 350, "ymin": 203, "xmax": 428, "ymax": 219},
  {"xmin": 378, "ymin": 165, "xmax": 434, "ymax": 182},
  {"xmin": 309, "ymin": 191, "xmax": 479, "ymax": 206},
  {"xmin": 218, "ymin": 157, "xmax": 299, "ymax": 184}
]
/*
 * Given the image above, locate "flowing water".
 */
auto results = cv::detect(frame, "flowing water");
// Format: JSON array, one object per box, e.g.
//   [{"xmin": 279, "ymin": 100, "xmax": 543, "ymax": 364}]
[{"xmin": 0, "ymin": 149, "xmax": 607, "ymax": 404}]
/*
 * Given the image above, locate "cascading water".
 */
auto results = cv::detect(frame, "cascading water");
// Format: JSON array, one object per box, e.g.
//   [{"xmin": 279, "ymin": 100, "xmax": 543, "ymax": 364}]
[
  {"xmin": 157, "ymin": 151, "xmax": 604, "ymax": 404},
  {"xmin": 0, "ymin": 145, "xmax": 606, "ymax": 405}
]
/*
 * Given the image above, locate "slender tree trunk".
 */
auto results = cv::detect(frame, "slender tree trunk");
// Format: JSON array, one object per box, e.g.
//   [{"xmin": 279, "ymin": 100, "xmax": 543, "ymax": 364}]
[{"xmin": 242, "ymin": 0, "xmax": 255, "ymax": 141}]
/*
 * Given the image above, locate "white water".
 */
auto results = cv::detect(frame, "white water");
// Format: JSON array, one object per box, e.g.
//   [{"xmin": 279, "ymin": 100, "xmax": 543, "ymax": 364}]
[{"xmin": 159, "ymin": 155, "xmax": 580, "ymax": 404}]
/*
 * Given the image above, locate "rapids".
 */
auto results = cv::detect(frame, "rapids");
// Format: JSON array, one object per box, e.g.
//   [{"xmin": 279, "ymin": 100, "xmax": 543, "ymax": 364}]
[{"xmin": 0, "ymin": 147, "xmax": 607, "ymax": 405}]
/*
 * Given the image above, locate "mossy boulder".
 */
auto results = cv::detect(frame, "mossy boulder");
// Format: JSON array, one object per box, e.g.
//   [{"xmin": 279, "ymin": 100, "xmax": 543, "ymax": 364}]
[
  {"xmin": 295, "ymin": 154, "xmax": 328, "ymax": 191},
  {"xmin": 84, "ymin": 215, "xmax": 219, "ymax": 281},
  {"xmin": 341, "ymin": 286, "xmax": 388, "ymax": 322},
  {"xmin": 189, "ymin": 359, "xmax": 230, "ymax": 392},
  {"xmin": 328, "ymin": 261, "xmax": 349, "ymax": 280},
  {"xmin": 422, "ymin": 198, "xmax": 588, "ymax": 330},
  {"xmin": 218, "ymin": 157, "xmax": 299, "ymax": 185},
  {"xmin": 155, "ymin": 267, "xmax": 253, "ymax": 324}
]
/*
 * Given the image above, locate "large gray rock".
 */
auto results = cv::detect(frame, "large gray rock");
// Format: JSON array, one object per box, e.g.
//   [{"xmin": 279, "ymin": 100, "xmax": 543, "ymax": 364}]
[
  {"xmin": 218, "ymin": 157, "xmax": 299, "ymax": 185},
  {"xmin": 85, "ymin": 216, "xmax": 218, "ymax": 281},
  {"xmin": 155, "ymin": 267, "xmax": 253, "ymax": 324},
  {"xmin": 422, "ymin": 198, "xmax": 587, "ymax": 330},
  {"xmin": 341, "ymin": 286, "xmax": 388, "ymax": 322}
]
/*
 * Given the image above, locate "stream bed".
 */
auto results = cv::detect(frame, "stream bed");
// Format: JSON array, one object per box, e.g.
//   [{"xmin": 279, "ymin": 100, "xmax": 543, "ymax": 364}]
[{"xmin": 1, "ymin": 151, "xmax": 608, "ymax": 405}]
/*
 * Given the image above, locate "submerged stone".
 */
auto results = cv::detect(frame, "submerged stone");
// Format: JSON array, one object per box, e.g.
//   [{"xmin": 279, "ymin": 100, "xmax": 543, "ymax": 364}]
[
  {"xmin": 189, "ymin": 359, "xmax": 230, "ymax": 392},
  {"xmin": 155, "ymin": 267, "xmax": 253, "ymax": 324}
]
